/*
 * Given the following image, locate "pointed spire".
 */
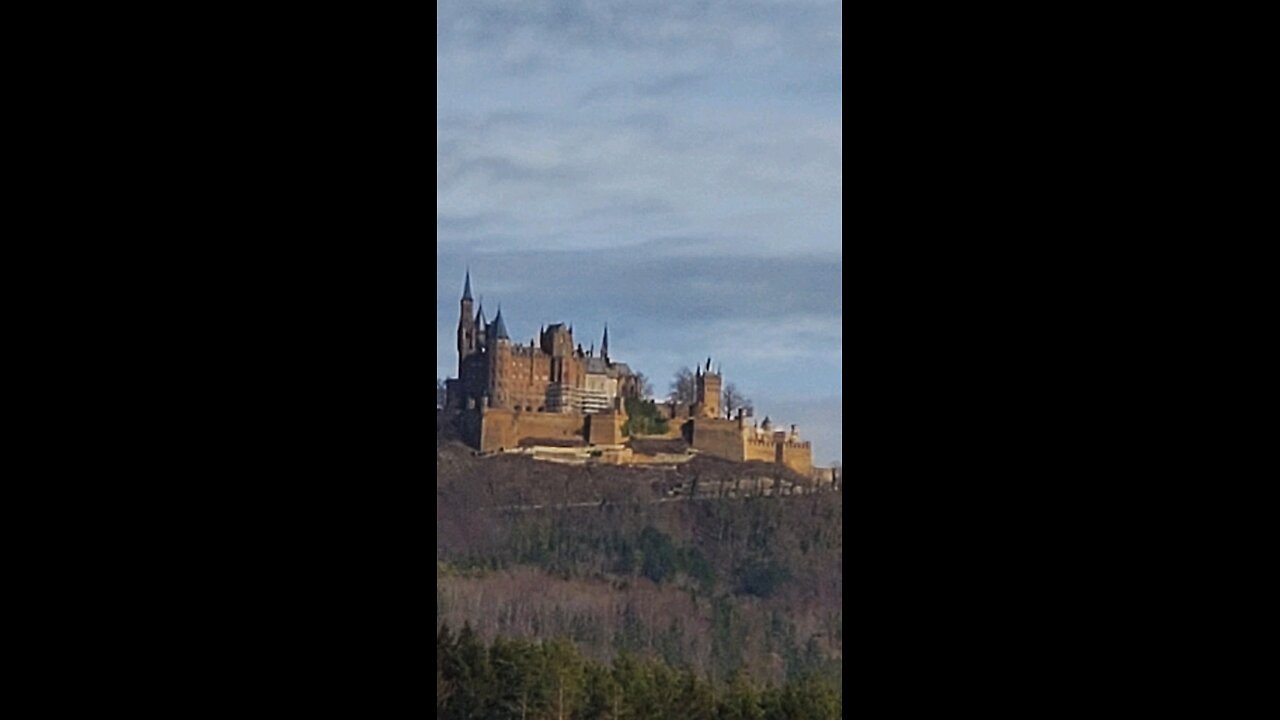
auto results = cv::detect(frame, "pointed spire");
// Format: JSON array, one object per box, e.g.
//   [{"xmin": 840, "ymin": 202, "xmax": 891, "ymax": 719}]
[
  {"xmin": 475, "ymin": 302, "xmax": 486, "ymax": 328},
  {"xmin": 602, "ymin": 324, "xmax": 609, "ymax": 358},
  {"xmin": 492, "ymin": 306, "xmax": 509, "ymax": 340},
  {"xmin": 462, "ymin": 269, "xmax": 473, "ymax": 301}
]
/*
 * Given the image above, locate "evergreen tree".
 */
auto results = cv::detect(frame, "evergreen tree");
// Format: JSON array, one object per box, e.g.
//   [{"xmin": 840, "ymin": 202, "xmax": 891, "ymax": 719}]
[{"xmin": 718, "ymin": 671, "xmax": 764, "ymax": 720}]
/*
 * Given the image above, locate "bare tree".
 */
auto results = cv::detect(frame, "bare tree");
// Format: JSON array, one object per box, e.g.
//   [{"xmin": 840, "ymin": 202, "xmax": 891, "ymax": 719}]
[
  {"xmin": 668, "ymin": 367, "xmax": 696, "ymax": 404},
  {"xmin": 632, "ymin": 371, "xmax": 654, "ymax": 399},
  {"xmin": 721, "ymin": 383, "xmax": 752, "ymax": 418}
]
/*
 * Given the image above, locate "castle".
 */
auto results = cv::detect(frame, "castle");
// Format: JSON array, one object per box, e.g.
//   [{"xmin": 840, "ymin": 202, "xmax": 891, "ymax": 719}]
[
  {"xmin": 442, "ymin": 271, "xmax": 812, "ymax": 476},
  {"xmin": 445, "ymin": 270, "xmax": 640, "ymax": 415}
]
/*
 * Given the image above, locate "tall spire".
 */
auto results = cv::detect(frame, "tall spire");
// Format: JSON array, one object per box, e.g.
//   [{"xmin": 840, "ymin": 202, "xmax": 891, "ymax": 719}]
[
  {"xmin": 602, "ymin": 324, "xmax": 609, "ymax": 359},
  {"xmin": 462, "ymin": 269, "xmax": 473, "ymax": 301}
]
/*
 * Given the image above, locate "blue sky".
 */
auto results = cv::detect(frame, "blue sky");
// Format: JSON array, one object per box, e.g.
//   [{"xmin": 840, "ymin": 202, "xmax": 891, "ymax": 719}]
[{"xmin": 437, "ymin": 0, "xmax": 842, "ymax": 463}]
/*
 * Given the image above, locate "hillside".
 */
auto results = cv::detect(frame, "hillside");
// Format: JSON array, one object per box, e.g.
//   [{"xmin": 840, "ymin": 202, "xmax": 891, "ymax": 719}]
[{"xmin": 436, "ymin": 439, "xmax": 843, "ymax": 689}]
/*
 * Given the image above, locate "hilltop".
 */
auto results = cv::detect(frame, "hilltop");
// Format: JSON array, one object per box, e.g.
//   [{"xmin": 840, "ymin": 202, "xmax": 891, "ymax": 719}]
[{"xmin": 436, "ymin": 436, "xmax": 842, "ymax": 688}]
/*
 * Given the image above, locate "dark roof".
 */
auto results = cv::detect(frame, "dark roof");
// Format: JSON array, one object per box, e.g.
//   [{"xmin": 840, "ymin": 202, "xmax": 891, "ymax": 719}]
[
  {"xmin": 462, "ymin": 270, "xmax": 472, "ymax": 301},
  {"xmin": 492, "ymin": 309, "xmax": 510, "ymax": 340}
]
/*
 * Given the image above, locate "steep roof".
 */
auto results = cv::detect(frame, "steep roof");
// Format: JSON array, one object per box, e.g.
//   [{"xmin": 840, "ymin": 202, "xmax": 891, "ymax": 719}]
[
  {"xmin": 462, "ymin": 270, "xmax": 472, "ymax": 301},
  {"xmin": 491, "ymin": 309, "xmax": 509, "ymax": 340}
]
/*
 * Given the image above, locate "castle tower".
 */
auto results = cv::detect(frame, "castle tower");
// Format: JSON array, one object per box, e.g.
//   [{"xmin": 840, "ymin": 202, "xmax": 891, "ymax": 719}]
[
  {"xmin": 695, "ymin": 358, "xmax": 722, "ymax": 419},
  {"xmin": 488, "ymin": 307, "xmax": 511, "ymax": 407},
  {"xmin": 456, "ymin": 270, "xmax": 476, "ymax": 374}
]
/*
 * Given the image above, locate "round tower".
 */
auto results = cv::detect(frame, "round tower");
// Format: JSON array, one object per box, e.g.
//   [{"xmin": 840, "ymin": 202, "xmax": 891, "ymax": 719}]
[{"xmin": 488, "ymin": 307, "xmax": 512, "ymax": 407}]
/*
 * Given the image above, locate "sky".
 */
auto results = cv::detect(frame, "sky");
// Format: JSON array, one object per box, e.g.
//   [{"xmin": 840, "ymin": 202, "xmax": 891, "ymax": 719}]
[{"xmin": 437, "ymin": 0, "xmax": 842, "ymax": 464}]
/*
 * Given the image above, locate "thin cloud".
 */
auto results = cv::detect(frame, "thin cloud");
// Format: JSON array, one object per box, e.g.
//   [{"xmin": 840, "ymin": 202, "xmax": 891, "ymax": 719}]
[{"xmin": 437, "ymin": 0, "xmax": 842, "ymax": 460}]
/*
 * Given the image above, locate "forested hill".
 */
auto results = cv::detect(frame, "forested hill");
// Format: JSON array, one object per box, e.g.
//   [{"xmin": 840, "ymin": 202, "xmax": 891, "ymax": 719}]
[{"xmin": 436, "ymin": 439, "xmax": 843, "ymax": 710}]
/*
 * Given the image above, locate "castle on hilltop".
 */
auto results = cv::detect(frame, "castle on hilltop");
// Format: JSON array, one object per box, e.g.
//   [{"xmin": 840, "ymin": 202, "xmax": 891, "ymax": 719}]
[
  {"xmin": 441, "ymin": 271, "xmax": 812, "ymax": 476},
  {"xmin": 445, "ymin": 270, "xmax": 641, "ymax": 416}
]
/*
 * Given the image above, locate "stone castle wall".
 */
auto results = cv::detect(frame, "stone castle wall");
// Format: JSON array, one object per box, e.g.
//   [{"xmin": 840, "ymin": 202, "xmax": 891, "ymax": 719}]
[
  {"xmin": 586, "ymin": 409, "xmax": 626, "ymax": 446},
  {"xmin": 688, "ymin": 418, "xmax": 746, "ymax": 462},
  {"xmin": 744, "ymin": 437, "xmax": 777, "ymax": 463},
  {"xmin": 479, "ymin": 408, "xmax": 585, "ymax": 453},
  {"xmin": 780, "ymin": 440, "xmax": 813, "ymax": 476},
  {"xmin": 689, "ymin": 418, "xmax": 815, "ymax": 476}
]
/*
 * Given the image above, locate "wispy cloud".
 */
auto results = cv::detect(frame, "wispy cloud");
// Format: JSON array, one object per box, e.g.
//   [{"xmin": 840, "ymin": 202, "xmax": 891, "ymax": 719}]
[{"xmin": 437, "ymin": 0, "xmax": 842, "ymax": 459}]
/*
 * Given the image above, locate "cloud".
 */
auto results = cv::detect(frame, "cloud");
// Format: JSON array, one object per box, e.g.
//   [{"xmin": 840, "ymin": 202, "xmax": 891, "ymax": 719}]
[
  {"xmin": 578, "ymin": 72, "xmax": 706, "ymax": 106},
  {"xmin": 437, "ymin": 0, "xmax": 843, "ymax": 460},
  {"xmin": 438, "ymin": 1, "xmax": 842, "ymax": 63}
]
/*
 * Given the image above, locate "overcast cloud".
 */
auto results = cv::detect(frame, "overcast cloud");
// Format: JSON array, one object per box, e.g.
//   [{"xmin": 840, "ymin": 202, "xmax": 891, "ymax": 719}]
[{"xmin": 437, "ymin": 0, "xmax": 842, "ymax": 463}]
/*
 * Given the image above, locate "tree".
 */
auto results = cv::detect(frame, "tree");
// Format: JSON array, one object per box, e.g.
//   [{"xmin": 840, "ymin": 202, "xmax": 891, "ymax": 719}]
[
  {"xmin": 720, "ymin": 670, "xmax": 764, "ymax": 720},
  {"xmin": 437, "ymin": 377, "xmax": 447, "ymax": 409},
  {"xmin": 721, "ymin": 384, "xmax": 752, "ymax": 419},
  {"xmin": 669, "ymin": 367, "xmax": 696, "ymax": 405},
  {"xmin": 622, "ymin": 398, "xmax": 668, "ymax": 437},
  {"xmin": 632, "ymin": 372, "xmax": 654, "ymax": 400}
]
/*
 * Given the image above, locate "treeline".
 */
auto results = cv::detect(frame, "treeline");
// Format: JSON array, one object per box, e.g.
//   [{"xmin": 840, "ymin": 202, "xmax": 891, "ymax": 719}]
[
  {"xmin": 438, "ymin": 567, "xmax": 841, "ymax": 686},
  {"xmin": 437, "ymin": 444, "xmax": 842, "ymax": 687},
  {"xmin": 437, "ymin": 623, "xmax": 841, "ymax": 720},
  {"xmin": 442, "ymin": 495, "xmax": 840, "ymax": 603}
]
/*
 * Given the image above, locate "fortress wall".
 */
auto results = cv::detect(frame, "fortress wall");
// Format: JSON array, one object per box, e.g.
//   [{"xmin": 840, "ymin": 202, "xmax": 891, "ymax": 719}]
[
  {"xmin": 780, "ymin": 441, "xmax": 813, "ymax": 477},
  {"xmin": 587, "ymin": 411, "xmax": 625, "ymax": 445},
  {"xmin": 480, "ymin": 409, "xmax": 584, "ymax": 453},
  {"xmin": 689, "ymin": 419, "xmax": 746, "ymax": 462},
  {"xmin": 479, "ymin": 408, "xmax": 516, "ymax": 451},
  {"xmin": 744, "ymin": 438, "xmax": 776, "ymax": 463},
  {"xmin": 457, "ymin": 409, "xmax": 484, "ymax": 448}
]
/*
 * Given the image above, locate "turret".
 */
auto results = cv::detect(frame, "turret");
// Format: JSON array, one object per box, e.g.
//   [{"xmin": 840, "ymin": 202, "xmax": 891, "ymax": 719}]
[
  {"xmin": 695, "ymin": 360, "xmax": 722, "ymax": 419},
  {"xmin": 602, "ymin": 324, "xmax": 610, "ymax": 362},
  {"xmin": 488, "ymin": 307, "xmax": 511, "ymax": 408},
  {"xmin": 490, "ymin": 307, "xmax": 510, "ymax": 343},
  {"xmin": 457, "ymin": 270, "xmax": 476, "ymax": 373}
]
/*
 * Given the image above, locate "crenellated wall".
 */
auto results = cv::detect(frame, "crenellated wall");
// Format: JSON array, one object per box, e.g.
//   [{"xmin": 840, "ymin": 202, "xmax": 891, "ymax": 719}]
[
  {"xmin": 744, "ymin": 437, "xmax": 777, "ymax": 463},
  {"xmin": 688, "ymin": 418, "xmax": 746, "ymax": 461},
  {"xmin": 779, "ymin": 440, "xmax": 813, "ymax": 476},
  {"xmin": 687, "ymin": 417, "xmax": 815, "ymax": 475}
]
